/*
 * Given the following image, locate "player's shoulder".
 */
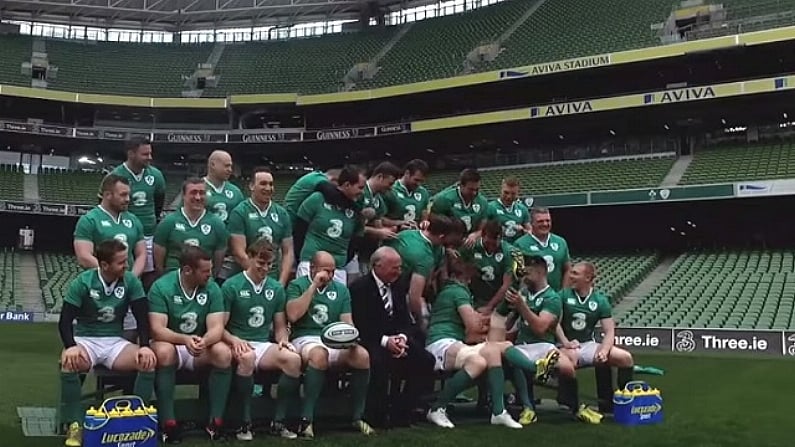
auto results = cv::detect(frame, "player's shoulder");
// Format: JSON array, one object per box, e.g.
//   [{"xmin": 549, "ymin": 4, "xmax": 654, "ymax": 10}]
[
  {"xmin": 205, "ymin": 279, "xmax": 222, "ymax": 294},
  {"xmin": 272, "ymin": 201, "xmax": 290, "ymax": 216},
  {"xmin": 152, "ymin": 270, "xmax": 178, "ymax": 291},
  {"xmin": 73, "ymin": 268, "xmax": 95, "ymax": 284},
  {"xmin": 146, "ymin": 165, "xmax": 165, "ymax": 177},
  {"xmin": 221, "ymin": 272, "xmax": 245, "ymax": 289},
  {"xmin": 330, "ymin": 279, "xmax": 350, "ymax": 295},
  {"xmin": 593, "ymin": 289, "xmax": 611, "ymax": 304},
  {"xmin": 265, "ymin": 276, "xmax": 286, "ymax": 292},
  {"xmin": 550, "ymin": 232, "xmax": 568, "ymax": 245},
  {"xmin": 542, "ymin": 286, "xmax": 561, "ymax": 301},
  {"xmin": 204, "ymin": 212, "xmax": 226, "ymax": 227},
  {"xmin": 287, "ymin": 275, "xmax": 311, "ymax": 292}
]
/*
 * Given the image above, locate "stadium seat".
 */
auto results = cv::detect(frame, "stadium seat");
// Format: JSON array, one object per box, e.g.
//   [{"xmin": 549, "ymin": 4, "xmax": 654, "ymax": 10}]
[
  {"xmin": 615, "ymin": 250, "xmax": 795, "ymax": 329},
  {"xmin": 680, "ymin": 143, "xmax": 795, "ymax": 184},
  {"xmin": 573, "ymin": 252, "xmax": 660, "ymax": 305},
  {"xmin": 0, "ymin": 164, "xmax": 25, "ymax": 201},
  {"xmin": 37, "ymin": 169, "xmax": 104, "ymax": 204},
  {"xmin": 36, "ymin": 252, "xmax": 82, "ymax": 313},
  {"xmin": 0, "ymin": 35, "xmax": 32, "ymax": 87},
  {"xmin": 0, "ymin": 248, "xmax": 21, "ymax": 312}
]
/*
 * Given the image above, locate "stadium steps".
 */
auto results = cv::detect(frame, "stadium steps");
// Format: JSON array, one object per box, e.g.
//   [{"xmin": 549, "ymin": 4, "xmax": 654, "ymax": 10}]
[
  {"xmin": 661, "ymin": 155, "xmax": 692, "ymax": 187},
  {"xmin": 17, "ymin": 253, "xmax": 44, "ymax": 313},
  {"xmin": 23, "ymin": 173, "xmax": 40, "ymax": 201},
  {"xmin": 613, "ymin": 255, "xmax": 677, "ymax": 324}
]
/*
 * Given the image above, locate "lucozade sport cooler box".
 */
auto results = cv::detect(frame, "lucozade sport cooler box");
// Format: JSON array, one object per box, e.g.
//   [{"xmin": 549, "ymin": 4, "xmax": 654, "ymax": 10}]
[
  {"xmin": 613, "ymin": 381, "xmax": 663, "ymax": 426},
  {"xmin": 83, "ymin": 396, "xmax": 158, "ymax": 447}
]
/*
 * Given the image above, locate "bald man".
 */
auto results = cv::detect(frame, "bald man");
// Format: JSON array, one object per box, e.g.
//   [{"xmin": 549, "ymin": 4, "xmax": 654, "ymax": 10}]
[
  {"xmin": 203, "ymin": 150, "xmax": 245, "ymax": 224},
  {"xmin": 285, "ymin": 251, "xmax": 374, "ymax": 438},
  {"xmin": 556, "ymin": 262, "xmax": 634, "ymax": 413},
  {"xmin": 350, "ymin": 246, "xmax": 435, "ymax": 428}
]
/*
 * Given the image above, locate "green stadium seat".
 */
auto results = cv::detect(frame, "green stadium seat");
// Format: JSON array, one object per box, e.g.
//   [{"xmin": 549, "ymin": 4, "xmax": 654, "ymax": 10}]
[
  {"xmin": 36, "ymin": 252, "xmax": 82, "ymax": 312},
  {"xmin": 0, "ymin": 164, "xmax": 25, "ymax": 201},
  {"xmin": 681, "ymin": 143, "xmax": 795, "ymax": 184}
]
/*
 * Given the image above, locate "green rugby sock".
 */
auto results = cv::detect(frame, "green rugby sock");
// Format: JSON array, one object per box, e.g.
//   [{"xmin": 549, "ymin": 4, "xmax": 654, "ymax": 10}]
[
  {"xmin": 275, "ymin": 374, "xmax": 300, "ymax": 422},
  {"xmin": 235, "ymin": 374, "xmax": 254, "ymax": 424},
  {"xmin": 487, "ymin": 367, "xmax": 506, "ymax": 415},
  {"xmin": 133, "ymin": 371, "xmax": 155, "ymax": 404},
  {"xmin": 504, "ymin": 347, "xmax": 537, "ymax": 373},
  {"xmin": 59, "ymin": 372, "xmax": 83, "ymax": 424},
  {"xmin": 208, "ymin": 367, "xmax": 232, "ymax": 421},
  {"xmin": 511, "ymin": 367, "xmax": 534, "ymax": 409},
  {"xmin": 349, "ymin": 368, "xmax": 370, "ymax": 421},
  {"xmin": 301, "ymin": 367, "xmax": 326, "ymax": 421},
  {"xmin": 154, "ymin": 365, "xmax": 177, "ymax": 422},
  {"xmin": 433, "ymin": 370, "xmax": 475, "ymax": 410}
]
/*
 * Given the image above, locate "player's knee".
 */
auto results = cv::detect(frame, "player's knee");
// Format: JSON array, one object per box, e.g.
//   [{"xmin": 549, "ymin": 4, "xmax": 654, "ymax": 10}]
[
  {"xmin": 611, "ymin": 348, "xmax": 634, "ymax": 368},
  {"xmin": 152, "ymin": 342, "xmax": 176, "ymax": 365},
  {"xmin": 236, "ymin": 350, "xmax": 256, "ymax": 375},
  {"xmin": 463, "ymin": 353, "xmax": 488, "ymax": 377},
  {"xmin": 556, "ymin": 354, "xmax": 576, "ymax": 378},
  {"xmin": 307, "ymin": 347, "xmax": 329, "ymax": 370},
  {"xmin": 280, "ymin": 351, "xmax": 303, "ymax": 377},
  {"xmin": 210, "ymin": 343, "xmax": 233, "ymax": 368},
  {"xmin": 349, "ymin": 345, "xmax": 370, "ymax": 369},
  {"xmin": 480, "ymin": 343, "xmax": 503, "ymax": 365}
]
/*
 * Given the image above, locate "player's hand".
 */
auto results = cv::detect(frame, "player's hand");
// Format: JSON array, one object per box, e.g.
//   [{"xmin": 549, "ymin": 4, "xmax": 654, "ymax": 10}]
[
  {"xmin": 278, "ymin": 341, "xmax": 296, "ymax": 353},
  {"xmin": 504, "ymin": 288, "xmax": 523, "ymax": 307},
  {"xmin": 445, "ymin": 247, "xmax": 460, "ymax": 258},
  {"xmin": 463, "ymin": 233, "xmax": 478, "ymax": 248},
  {"xmin": 374, "ymin": 227, "xmax": 398, "ymax": 240},
  {"xmin": 361, "ymin": 207, "xmax": 377, "ymax": 221},
  {"xmin": 137, "ymin": 347, "xmax": 156, "ymax": 370},
  {"xmin": 563, "ymin": 340, "xmax": 580, "ymax": 350},
  {"xmin": 595, "ymin": 346, "xmax": 611, "ymax": 363},
  {"xmin": 187, "ymin": 335, "xmax": 205, "ymax": 357},
  {"xmin": 231, "ymin": 338, "xmax": 252, "ymax": 358},
  {"xmin": 312, "ymin": 270, "xmax": 331, "ymax": 287},
  {"xmin": 61, "ymin": 346, "xmax": 89, "ymax": 372},
  {"xmin": 418, "ymin": 220, "xmax": 429, "ymax": 231}
]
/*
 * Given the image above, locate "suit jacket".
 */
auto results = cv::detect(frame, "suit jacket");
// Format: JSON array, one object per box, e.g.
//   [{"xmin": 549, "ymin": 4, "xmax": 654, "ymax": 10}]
[{"xmin": 350, "ymin": 272, "xmax": 414, "ymax": 351}]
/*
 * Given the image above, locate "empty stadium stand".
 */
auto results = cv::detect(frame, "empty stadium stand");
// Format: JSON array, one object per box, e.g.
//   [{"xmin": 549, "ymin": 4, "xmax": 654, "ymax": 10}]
[
  {"xmin": 680, "ymin": 143, "xmax": 795, "ymax": 184},
  {"xmin": 574, "ymin": 252, "xmax": 661, "ymax": 305},
  {"xmin": 424, "ymin": 155, "xmax": 676, "ymax": 196},
  {"xmin": 616, "ymin": 250, "xmax": 795, "ymax": 330},
  {"xmin": 0, "ymin": 35, "xmax": 31, "ymax": 87},
  {"xmin": 37, "ymin": 169, "xmax": 103, "ymax": 204},
  {"xmin": 0, "ymin": 248, "xmax": 21, "ymax": 312},
  {"xmin": 0, "ymin": 165, "xmax": 25, "ymax": 201},
  {"xmin": 36, "ymin": 252, "xmax": 81, "ymax": 313}
]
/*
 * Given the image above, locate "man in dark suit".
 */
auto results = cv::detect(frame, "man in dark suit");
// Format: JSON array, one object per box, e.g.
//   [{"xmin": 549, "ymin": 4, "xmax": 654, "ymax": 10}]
[{"xmin": 350, "ymin": 246, "xmax": 435, "ymax": 428}]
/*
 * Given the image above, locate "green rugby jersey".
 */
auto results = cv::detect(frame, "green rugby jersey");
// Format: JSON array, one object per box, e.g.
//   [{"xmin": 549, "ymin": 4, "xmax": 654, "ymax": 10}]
[
  {"xmin": 486, "ymin": 199, "xmax": 530, "ymax": 244},
  {"xmin": 496, "ymin": 285, "xmax": 561, "ymax": 344},
  {"xmin": 356, "ymin": 183, "xmax": 387, "ymax": 221},
  {"xmin": 286, "ymin": 275, "xmax": 352, "ymax": 339},
  {"xmin": 430, "ymin": 186, "xmax": 489, "ymax": 233},
  {"xmin": 383, "ymin": 180, "xmax": 430, "ymax": 224},
  {"xmin": 559, "ymin": 288, "xmax": 612, "ymax": 343},
  {"xmin": 459, "ymin": 238, "xmax": 513, "ymax": 307},
  {"xmin": 512, "ymin": 232, "xmax": 570, "ymax": 291},
  {"xmin": 427, "ymin": 280, "xmax": 473, "ymax": 344},
  {"xmin": 227, "ymin": 199, "xmax": 292, "ymax": 279},
  {"xmin": 283, "ymin": 171, "xmax": 328, "ymax": 218},
  {"xmin": 296, "ymin": 192, "xmax": 362, "ymax": 267},
  {"xmin": 73, "ymin": 205, "xmax": 144, "ymax": 268},
  {"xmin": 222, "ymin": 271, "xmax": 286, "ymax": 342},
  {"xmin": 153, "ymin": 208, "xmax": 229, "ymax": 271},
  {"xmin": 110, "ymin": 163, "xmax": 166, "ymax": 236},
  {"xmin": 65, "ymin": 269, "xmax": 146, "ymax": 337},
  {"xmin": 202, "ymin": 178, "xmax": 245, "ymax": 224},
  {"xmin": 385, "ymin": 229, "xmax": 445, "ymax": 279},
  {"xmin": 148, "ymin": 269, "xmax": 224, "ymax": 335}
]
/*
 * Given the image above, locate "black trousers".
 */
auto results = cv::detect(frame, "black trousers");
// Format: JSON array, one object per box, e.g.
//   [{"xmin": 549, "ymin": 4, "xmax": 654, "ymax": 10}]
[{"xmin": 365, "ymin": 338, "xmax": 435, "ymax": 427}]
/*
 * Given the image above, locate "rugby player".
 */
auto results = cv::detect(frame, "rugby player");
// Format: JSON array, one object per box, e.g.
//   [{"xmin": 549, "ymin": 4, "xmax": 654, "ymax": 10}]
[
  {"xmin": 59, "ymin": 240, "xmax": 155, "ymax": 447},
  {"xmin": 382, "ymin": 159, "xmax": 431, "ymax": 229},
  {"xmin": 491, "ymin": 255, "xmax": 602, "ymax": 424},
  {"xmin": 285, "ymin": 251, "xmax": 373, "ymax": 438},
  {"xmin": 459, "ymin": 219, "xmax": 514, "ymax": 315},
  {"xmin": 386, "ymin": 214, "xmax": 451, "ymax": 329},
  {"xmin": 557, "ymin": 262, "xmax": 634, "ymax": 412},
  {"xmin": 486, "ymin": 177, "xmax": 530, "ymax": 245},
  {"xmin": 227, "ymin": 167, "xmax": 293, "ymax": 286},
  {"xmin": 430, "ymin": 168, "xmax": 489, "ymax": 246},
  {"xmin": 295, "ymin": 166, "xmax": 366, "ymax": 284},
  {"xmin": 153, "ymin": 178, "xmax": 228, "ymax": 277},
  {"xmin": 222, "ymin": 238, "xmax": 302, "ymax": 441},
  {"xmin": 424, "ymin": 257, "xmax": 522, "ymax": 429},
  {"xmin": 512, "ymin": 207, "xmax": 571, "ymax": 291},
  {"xmin": 202, "ymin": 150, "xmax": 245, "ymax": 223},
  {"xmin": 149, "ymin": 246, "xmax": 232, "ymax": 443},
  {"xmin": 110, "ymin": 137, "xmax": 166, "ymax": 288}
]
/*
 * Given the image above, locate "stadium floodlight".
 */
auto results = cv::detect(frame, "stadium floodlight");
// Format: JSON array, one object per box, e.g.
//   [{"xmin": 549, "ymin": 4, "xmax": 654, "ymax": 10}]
[{"xmin": 77, "ymin": 156, "xmax": 96, "ymax": 165}]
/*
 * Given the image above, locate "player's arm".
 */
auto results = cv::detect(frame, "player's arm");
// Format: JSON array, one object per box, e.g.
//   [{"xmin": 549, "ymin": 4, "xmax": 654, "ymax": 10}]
[
  {"xmin": 285, "ymin": 277, "xmax": 319, "ymax": 323},
  {"xmin": 599, "ymin": 317, "xmax": 616, "ymax": 351},
  {"xmin": 132, "ymin": 240, "xmax": 147, "ymax": 277},
  {"xmin": 229, "ymin": 235, "xmax": 249, "ymax": 271},
  {"xmin": 364, "ymin": 221, "xmax": 397, "ymax": 241},
  {"xmin": 507, "ymin": 289, "xmax": 557, "ymax": 336},
  {"xmin": 154, "ymin": 171, "xmax": 166, "ymax": 222},
  {"xmin": 483, "ymin": 272, "xmax": 512, "ymax": 313},
  {"xmin": 152, "ymin": 218, "xmax": 170, "ymax": 275},
  {"xmin": 560, "ymin": 244, "xmax": 572, "ymax": 288},
  {"xmin": 148, "ymin": 285, "xmax": 191, "ymax": 345},
  {"xmin": 220, "ymin": 284, "xmax": 244, "ymax": 345},
  {"xmin": 408, "ymin": 272, "xmax": 429, "ymax": 328},
  {"xmin": 73, "ymin": 216, "xmax": 98, "ymax": 268},
  {"xmin": 458, "ymin": 303, "xmax": 487, "ymax": 344},
  {"xmin": 203, "ymin": 284, "xmax": 226, "ymax": 345},
  {"xmin": 555, "ymin": 323, "xmax": 577, "ymax": 348},
  {"xmin": 128, "ymin": 277, "xmax": 151, "ymax": 347},
  {"xmin": 212, "ymin": 249, "xmax": 226, "ymax": 278},
  {"xmin": 213, "ymin": 222, "xmax": 229, "ymax": 277},
  {"xmin": 279, "ymin": 237, "xmax": 294, "ymax": 287}
]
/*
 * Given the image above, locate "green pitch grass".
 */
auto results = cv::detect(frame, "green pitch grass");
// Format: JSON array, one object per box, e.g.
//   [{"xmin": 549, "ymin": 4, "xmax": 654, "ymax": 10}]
[{"xmin": 0, "ymin": 323, "xmax": 789, "ymax": 447}]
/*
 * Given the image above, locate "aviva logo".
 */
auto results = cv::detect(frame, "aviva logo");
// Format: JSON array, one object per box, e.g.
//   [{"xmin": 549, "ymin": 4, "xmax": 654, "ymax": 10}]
[
  {"xmin": 100, "ymin": 428, "xmax": 157, "ymax": 444},
  {"xmin": 531, "ymin": 101, "xmax": 593, "ymax": 118},
  {"xmin": 644, "ymin": 86, "xmax": 716, "ymax": 104}
]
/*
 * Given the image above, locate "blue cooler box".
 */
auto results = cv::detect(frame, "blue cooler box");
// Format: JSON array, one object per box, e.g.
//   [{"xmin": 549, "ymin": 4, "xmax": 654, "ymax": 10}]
[
  {"xmin": 613, "ymin": 381, "xmax": 663, "ymax": 426},
  {"xmin": 83, "ymin": 396, "xmax": 158, "ymax": 447}
]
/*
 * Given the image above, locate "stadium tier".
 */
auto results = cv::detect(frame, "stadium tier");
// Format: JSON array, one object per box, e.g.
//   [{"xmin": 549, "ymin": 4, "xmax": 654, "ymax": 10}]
[
  {"xmin": 0, "ymin": 35, "xmax": 31, "ymax": 87},
  {"xmin": 573, "ymin": 252, "xmax": 660, "ymax": 305},
  {"xmin": 424, "ymin": 156, "xmax": 676, "ymax": 196},
  {"xmin": 0, "ymin": 248, "xmax": 20, "ymax": 312},
  {"xmin": 617, "ymin": 250, "xmax": 795, "ymax": 330},
  {"xmin": 36, "ymin": 252, "xmax": 82, "ymax": 313},
  {"xmin": 37, "ymin": 169, "xmax": 104, "ymax": 204},
  {"xmin": 681, "ymin": 143, "xmax": 795, "ymax": 184},
  {"xmin": 0, "ymin": 164, "xmax": 25, "ymax": 201}
]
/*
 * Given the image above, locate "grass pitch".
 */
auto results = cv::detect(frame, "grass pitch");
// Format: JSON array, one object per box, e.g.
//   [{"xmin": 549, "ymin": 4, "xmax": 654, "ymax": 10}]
[{"xmin": 0, "ymin": 323, "xmax": 789, "ymax": 447}]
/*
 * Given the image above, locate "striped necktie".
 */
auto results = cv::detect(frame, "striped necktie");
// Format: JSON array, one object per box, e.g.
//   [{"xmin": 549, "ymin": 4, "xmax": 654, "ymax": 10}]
[{"xmin": 380, "ymin": 283, "xmax": 392, "ymax": 315}]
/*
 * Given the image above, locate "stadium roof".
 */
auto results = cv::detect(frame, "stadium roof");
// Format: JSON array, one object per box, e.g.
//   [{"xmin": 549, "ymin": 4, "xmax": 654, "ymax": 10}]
[{"xmin": 0, "ymin": 0, "xmax": 415, "ymax": 31}]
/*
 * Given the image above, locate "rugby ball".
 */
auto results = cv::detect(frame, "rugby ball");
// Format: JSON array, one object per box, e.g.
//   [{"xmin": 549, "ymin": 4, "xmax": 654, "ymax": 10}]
[{"xmin": 320, "ymin": 322, "xmax": 360, "ymax": 349}]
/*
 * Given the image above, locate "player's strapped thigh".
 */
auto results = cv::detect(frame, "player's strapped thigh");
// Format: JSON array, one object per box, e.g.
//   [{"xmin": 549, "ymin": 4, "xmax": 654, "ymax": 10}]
[
  {"xmin": 515, "ymin": 342, "xmax": 558, "ymax": 363},
  {"xmin": 293, "ymin": 336, "xmax": 344, "ymax": 367},
  {"xmin": 74, "ymin": 336, "xmax": 133, "ymax": 370},
  {"xmin": 575, "ymin": 341, "xmax": 601, "ymax": 367}
]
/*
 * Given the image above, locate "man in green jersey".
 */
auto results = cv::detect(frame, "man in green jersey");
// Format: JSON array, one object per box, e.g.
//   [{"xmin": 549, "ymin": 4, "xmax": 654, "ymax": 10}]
[
  {"xmin": 430, "ymin": 168, "xmax": 489, "ymax": 246},
  {"xmin": 110, "ymin": 137, "xmax": 166, "ymax": 285},
  {"xmin": 491, "ymin": 255, "xmax": 601, "ymax": 425},
  {"xmin": 512, "ymin": 207, "xmax": 571, "ymax": 291},
  {"xmin": 222, "ymin": 238, "xmax": 302, "ymax": 441},
  {"xmin": 228, "ymin": 167, "xmax": 293, "ymax": 286},
  {"xmin": 460, "ymin": 219, "xmax": 514, "ymax": 315},
  {"xmin": 149, "ymin": 246, "xmax": 232, "ymax": 443},
  {"xmin": 386, "ymin": 214, "xmax": 451, "ymax": 329},
  {"xmin": 382, "ymin": 159, "xmax": 430, "ymax": 229},
  {"xmin": 557, "ymin": 262, "xmax": 634, "ymax": 412},
  {"xmin": 285, "ymin": 251, "xmax": 373, "ymax": 438},
  {"xmin": 153, "ymin": 178, "xmax": 229, "ymax": 277},
  {"xmin": 423, "ymin": 257, "xmax": 522, "ymax": 429},
  {"xmin": 58, "ymin": 240, "xmax": 155, "ymax": 447},
  {"xmin": 486, "ymin": 177, "xmax": 530, "ymax": 245},
  {"xmin": 347, "ymin": 161, "xmax": 402, "ymax": 280},
  {"xmin": 202, "ymin": 150, "xmax": 245, "ymax": 223},
  {"xmin": 295, "ymin": 166, "xmax": 365, "ymax": 285}
]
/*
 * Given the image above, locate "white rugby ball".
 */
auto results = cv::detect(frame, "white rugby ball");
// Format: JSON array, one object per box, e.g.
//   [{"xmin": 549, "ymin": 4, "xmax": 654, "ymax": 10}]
[{"xmin": 320, "ymin": 322, "xmax": 360, "ymax": 349}]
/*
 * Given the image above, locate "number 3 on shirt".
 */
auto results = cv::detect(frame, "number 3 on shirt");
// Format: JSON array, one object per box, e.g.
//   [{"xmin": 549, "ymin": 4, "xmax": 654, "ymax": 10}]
[{"xmin": 326, "ymin": 219, "xmax": 343, "ymax": 238}]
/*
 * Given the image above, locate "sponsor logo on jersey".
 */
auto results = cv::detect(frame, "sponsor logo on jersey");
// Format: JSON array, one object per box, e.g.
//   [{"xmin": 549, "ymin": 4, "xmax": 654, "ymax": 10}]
[
  {"xmin": 197, "ymin": 293, "xmax": 207, "ymax": 306},
  {"xmin": 90, "ymin": 290, "xmax": 100, "ymax": 300},
  {"xmin": 567, "ymin": 298, "xmax": 576, "ymax": 305},
  {"xmin": 453, "ymin": 203, "xmax": 462, "ymax": 209},
  {"xmin": 101, "ymin": 221, "xmax": 111, "ymax": 227},
  {"xmin": 200, "ymin": 224, "xmax": 211, "ymax": 235},
  {"xmin": 530, "ymin": 245, "xmax": 540, "ymax": 251},
  {"xmin": 474, "ymin": 253, "xmax": 483, "ymax": 260},
  {"xmin": 248, "ymin": 212, "xmax": 259, "ymax": 219},
  {"xmin": 144, "ymin": 175, "xmax": 155, "ymax": 186},
  {"xmin": 323, "ymin": 203, "xmax": 332, "ymax": 210},
  {"xmin": 397, "ymin": 192, "xmax": 405, "ymax": 198},
  {"xmin": 497, "ymin": 210, "xmax": 504, "ymax": 215},
  {"xmin": 114, "ymin": 287, "xmax": 125, "ymax": 299},
  {"xmin": 173, "ymin": 296, "xmax": 183, "ymax": 304},
  {"xmin": 240, "ymin": 290, "xmax": 251, "ymax": 298},
  {"xmin": 184, "ymin": 238, "xmax": 200, "ymax": 246},
  {"xmin": 175, "ymin": 223, "xmax": 186, "ymax": 231}
]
